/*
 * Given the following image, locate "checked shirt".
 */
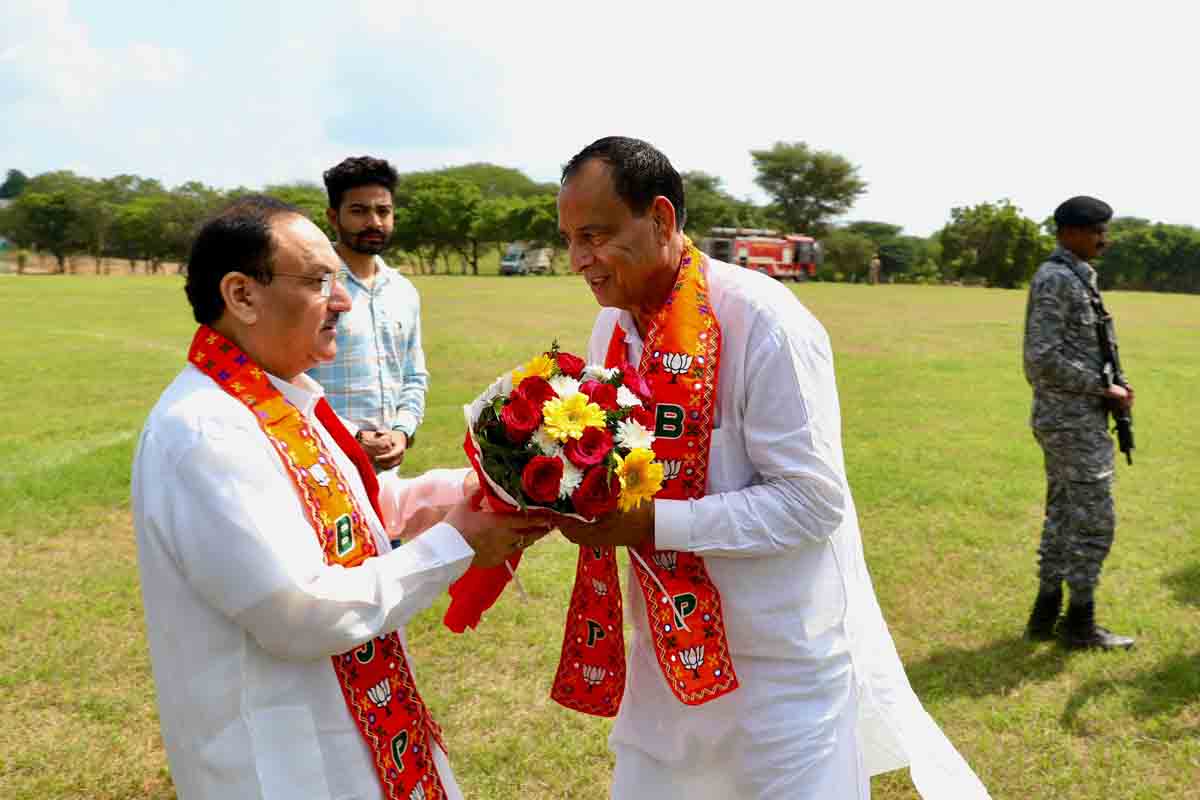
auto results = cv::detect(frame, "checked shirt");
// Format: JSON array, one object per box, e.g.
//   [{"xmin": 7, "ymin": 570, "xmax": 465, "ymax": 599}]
[{"xmin": 309, "ymin": 258, "xmax": 428, "ymax": 437}]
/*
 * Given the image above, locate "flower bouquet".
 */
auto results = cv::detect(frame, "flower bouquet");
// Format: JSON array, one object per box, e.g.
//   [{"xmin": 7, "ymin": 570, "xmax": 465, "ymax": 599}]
[
  {"xmin": 464, "ymin": 343, "xmax": 665, "ymax": 519},
  {"xmin": 445, "ymin": 343, "xmax": 665, "ymax": 632}
]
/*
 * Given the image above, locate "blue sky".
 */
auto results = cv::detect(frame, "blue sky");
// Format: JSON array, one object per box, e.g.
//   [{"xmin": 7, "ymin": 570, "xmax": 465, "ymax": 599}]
[{"xmin": 2, "ymin": 0, "xmax": 1196, "ymax": 235}]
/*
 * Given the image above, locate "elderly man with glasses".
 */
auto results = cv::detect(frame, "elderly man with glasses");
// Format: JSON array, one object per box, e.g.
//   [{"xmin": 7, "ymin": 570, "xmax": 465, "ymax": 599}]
[{"xmin": 132, "ymin": 195, "xmax": 547, "ymax": 800}]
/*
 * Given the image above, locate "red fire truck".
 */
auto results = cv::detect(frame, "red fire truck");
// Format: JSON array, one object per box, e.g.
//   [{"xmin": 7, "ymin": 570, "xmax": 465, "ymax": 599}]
[{"xmin": 699, "ymin": 227, "xmax": 821, "ymax": 280}]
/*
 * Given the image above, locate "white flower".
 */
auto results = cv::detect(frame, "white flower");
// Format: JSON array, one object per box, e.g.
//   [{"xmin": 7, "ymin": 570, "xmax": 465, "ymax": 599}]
[
  {"xmin": 616, "ymin": 386, "xmax": 643, "ymax": 408},
  {"xmin": 614, "ymin": 418, "xmax": 655, "ymax": 451},
  {"xmin": 582, "ymin": 364, "xmax": 619, "ymax": 382},
  {"xmin": 549, "ymin": 374, "xmax": 581, "ymax": 399},
  {"xmin": 557, "ymin": 455, "xmax": 584, "ymax": 498},
  {"xmin": 530, "ymin": 425, "xmax": 562, "ymax": 457}
]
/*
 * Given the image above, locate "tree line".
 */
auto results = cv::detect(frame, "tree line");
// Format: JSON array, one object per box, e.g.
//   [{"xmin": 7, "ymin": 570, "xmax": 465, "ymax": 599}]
[
  {"xmin": 3, "ymin": 148, "xmax": 1199, "ymax": 292},
  {"xmin": 0, "ymin": 144, "xmax": 865, "ymax": 277},
  {"xmin": 826, "ymin": 202, "xmax": 1200, "ymax": 293},
  {"xmin": 0, "ymin": 165, "xmax": 561, "ymax": 276}
]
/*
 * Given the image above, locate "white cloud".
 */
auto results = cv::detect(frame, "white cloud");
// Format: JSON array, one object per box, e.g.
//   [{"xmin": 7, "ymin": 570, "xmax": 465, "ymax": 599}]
[
  {"xmin": 1, "ymin": 1, "xmax": 191, "ymax": 113},
  {"xmin": 125, "ymin": 42, "xmax": 188, "ymax": 87}
]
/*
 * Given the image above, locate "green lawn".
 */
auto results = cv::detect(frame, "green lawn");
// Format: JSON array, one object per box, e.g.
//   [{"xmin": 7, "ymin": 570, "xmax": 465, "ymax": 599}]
[{"xmin": 1, "ymin": 274, "xmax": 1198, "ymax": 799}]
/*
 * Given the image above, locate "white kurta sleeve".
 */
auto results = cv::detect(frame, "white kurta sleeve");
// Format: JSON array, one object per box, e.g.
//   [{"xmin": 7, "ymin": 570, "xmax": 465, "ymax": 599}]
[
  {"xmin": 377, "ymin": 467, "xmax": 470, "ymax": 538},
  {"xmin": 161, "ymin": 423, "xmax": 474, "ymax": 662},
  {"xmin": 654, "ymin": 316, "xmax": 847, "ymax": 557}
]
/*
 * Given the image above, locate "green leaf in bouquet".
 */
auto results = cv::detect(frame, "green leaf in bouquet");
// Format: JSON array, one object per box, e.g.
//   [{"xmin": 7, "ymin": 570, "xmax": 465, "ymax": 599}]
[
  {"xmin": 475, "ymin": 405, "xmax": 518, "ymax": 452},
  {"xmin": 475, "ymin": 402, "xmax": 499, "ymax": 432},
  {"xmin": 481, "ymin": 450, "xmax": 526, "ymax": 510},
  {"xmin": 477, "ymin": 419, "xmax": 503, "ymax": 446}
]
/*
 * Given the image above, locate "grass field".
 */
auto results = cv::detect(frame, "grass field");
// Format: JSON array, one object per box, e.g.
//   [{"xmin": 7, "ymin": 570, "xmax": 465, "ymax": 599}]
[{"xmin": 1, "ymin": 273, "xmax": 1198, "ymax": 799}]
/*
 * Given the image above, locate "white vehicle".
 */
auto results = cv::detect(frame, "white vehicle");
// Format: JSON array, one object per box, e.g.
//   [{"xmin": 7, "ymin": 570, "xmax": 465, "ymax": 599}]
[{"xmin": 500, "ymin": 242, "xmax": 551, "ymax": 275}]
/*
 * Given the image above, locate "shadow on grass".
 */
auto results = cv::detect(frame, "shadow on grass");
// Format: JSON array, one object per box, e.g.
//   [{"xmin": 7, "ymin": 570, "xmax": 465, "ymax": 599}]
[
  {"xmin": 1162, "ymin": 562, "xmax": 1200, "ymax": 607},
  {"xmin": 902, "ymin": 636, "xmax": 1070, "ymax": 701},
  {"xmin": 1060, "ymin": 650, "xmax": 1200, "ymax": 736}
]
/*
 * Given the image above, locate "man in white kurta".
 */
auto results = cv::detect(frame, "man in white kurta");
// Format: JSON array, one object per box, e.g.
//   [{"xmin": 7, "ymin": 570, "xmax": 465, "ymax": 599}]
[
  {"xmin": 555, "ymin": 138, "xmax": 989, "ymax": 799},
  {"xmin": 133, "ymin": 196, "xmax": 540, "ymax": 799}
]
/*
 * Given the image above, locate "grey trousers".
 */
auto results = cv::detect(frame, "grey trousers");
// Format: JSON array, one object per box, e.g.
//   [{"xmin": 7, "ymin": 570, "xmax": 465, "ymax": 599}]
[{"xmin": 1034, "ymin": 426, "xmax": 1116, "ymax": 594}]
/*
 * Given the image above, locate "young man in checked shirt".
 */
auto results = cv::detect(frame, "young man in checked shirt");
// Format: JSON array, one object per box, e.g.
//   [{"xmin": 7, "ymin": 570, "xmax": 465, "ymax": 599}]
[{"xmin": 308, "ymin": 156, "xmax": 428, "ymax": 474}]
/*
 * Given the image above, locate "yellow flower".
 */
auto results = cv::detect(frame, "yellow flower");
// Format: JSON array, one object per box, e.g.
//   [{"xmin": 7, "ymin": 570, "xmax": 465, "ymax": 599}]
[
  {"xmin": 614, "ymin": 448, "xmax": 664, "ymax": 512},
  {"xmin": 512, "ymin": 354, "xmax": 555, "ymax": 384},
  {"xmin": 542, "ymin": 394, "xmax": 607, "ymax": 442}
]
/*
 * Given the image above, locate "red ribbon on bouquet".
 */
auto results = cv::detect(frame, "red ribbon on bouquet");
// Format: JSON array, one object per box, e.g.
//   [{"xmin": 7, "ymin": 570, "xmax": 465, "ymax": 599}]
[{"xmin": 442, "ymin": 433, "xmax": 525, "ymax": 633}]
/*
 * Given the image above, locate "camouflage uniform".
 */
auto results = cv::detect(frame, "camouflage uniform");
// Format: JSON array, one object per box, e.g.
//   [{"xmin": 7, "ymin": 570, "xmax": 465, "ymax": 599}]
[{"xmin": 1023, "ymin": 246, "xmax": 1116, "ymax": 596}]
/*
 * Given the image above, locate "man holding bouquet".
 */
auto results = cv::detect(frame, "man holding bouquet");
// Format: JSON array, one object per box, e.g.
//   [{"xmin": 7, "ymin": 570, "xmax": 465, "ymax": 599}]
[
  {"xmin": 552, "ymin": 137, "xmax": 989, "ymax": 799},
  {"xmin": 132, "ymin": 196, "xmax": 545, "ymax": 800}
]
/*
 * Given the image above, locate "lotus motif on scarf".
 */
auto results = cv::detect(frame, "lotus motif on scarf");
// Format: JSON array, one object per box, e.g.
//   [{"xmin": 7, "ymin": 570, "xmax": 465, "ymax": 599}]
[
  {"xmin": 581, "ymin": 664, "xmax": 607, "ymax": 688},
  {"xmin": 679, "ymin": 645, "xmax": 706, "ymax": 678},
  {"xmin": 652, "ymin": 551, "xmax": 678, "ymax": 572},
  {"xmin": 660, "ymin": 351, "xmax": 693, "ymax": 382},
  {"xmin": 659, "ymin": 459, "xmax": 682, "ymax": 482},
  {"xmin": 366, "ymin": 679, "xmax": 392, "ymax": 713}
]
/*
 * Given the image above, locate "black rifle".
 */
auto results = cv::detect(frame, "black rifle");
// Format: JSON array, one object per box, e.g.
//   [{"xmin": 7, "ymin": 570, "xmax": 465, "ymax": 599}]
[
  {"xmin": 1096, "ymin": 307, "xmax": 1135, "ymax": 464},
  {"xmin": 1052, "ymin": 254, "xmax": 1135, "ymax": 464}
]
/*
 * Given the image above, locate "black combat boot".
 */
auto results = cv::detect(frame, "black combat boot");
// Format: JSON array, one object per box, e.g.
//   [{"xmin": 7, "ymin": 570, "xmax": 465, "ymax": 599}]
[
  {"xmin": 1024, "ymin": 587, "xmax": 1063, "ymax": 641},
  {"xmin": 1058, "ymin": 601, "xmax": 1135, "ymax": 650}
]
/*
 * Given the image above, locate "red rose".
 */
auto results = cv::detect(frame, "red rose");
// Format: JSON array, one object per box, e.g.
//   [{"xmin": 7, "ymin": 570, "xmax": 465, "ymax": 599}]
[
  {"xmin": 521, "ymin": 455, "xmax": 563, "ymax": 504},
  {"xmin": 579, "ymin": 379, "xmax": 618, "ymax": 411},
  {"xmin": 629, "ymin": 404, "xmax": 656, "ymax": 431},
  {"xmin": 619, "ymin": 363, "xmax": 652, "ymax": 403},
  {"xmin": 500, "ymin": 393, "xmax": 542, "ymax": 444},
  {"xmin": 564, "ymin": 425, "xmax": 613, "ymax": 469},
  {"xmin": 555, "ymin": 351, "xmax": 586, "ymax": 378},
  {"xmin": 571, "ymin": 465, "xmax": 620, "ymax": 518},
  {"xmin": 517, "ymin": 375, "xmax": 557, "ymax": 411}
]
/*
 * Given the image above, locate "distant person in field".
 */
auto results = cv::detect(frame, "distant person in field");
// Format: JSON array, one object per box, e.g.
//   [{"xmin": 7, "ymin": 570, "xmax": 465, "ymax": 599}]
[
  {"xmin": 868, "ymin": 253, "xmax": 882, "ymax": 284},
  {"xmin": 550, "ymin": 136, "xmax": 990, "ymax": 800},
  {"xmin": 131, "ymin": 195, "xmax": 547, "ymax": 800},
  {"xmin": 1023, "ymin": 195, "xmax": 1135, "ymax": 650},
  {"xmin": 308, "ymin": 156, "xmax": 428, "ymax": 475}
]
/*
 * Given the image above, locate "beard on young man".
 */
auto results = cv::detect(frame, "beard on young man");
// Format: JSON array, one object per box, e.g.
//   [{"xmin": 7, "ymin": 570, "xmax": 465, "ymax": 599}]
[{"xmin": 339, "ymin": 223, "xmax": 391, "ymax": 256}]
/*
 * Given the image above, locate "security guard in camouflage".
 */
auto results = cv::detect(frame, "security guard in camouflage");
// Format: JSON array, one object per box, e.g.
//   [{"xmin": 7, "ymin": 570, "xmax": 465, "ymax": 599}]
[{"xmin": 1023, "ymin": 195, "xmax": 1135, "ymax": 650}]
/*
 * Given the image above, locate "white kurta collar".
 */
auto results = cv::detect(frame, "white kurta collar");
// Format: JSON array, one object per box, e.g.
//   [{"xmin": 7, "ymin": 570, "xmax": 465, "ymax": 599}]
[
  {"xmin": 614, "ymin": 309, "xmax": 644, "ymax": 363},
  {"xmin": 615, "ymin": 309, "xmax": 639, "ymax": 342},
  {"xmin": 267, "ymin": 371, "xmax": 326, "ymax": 418}
]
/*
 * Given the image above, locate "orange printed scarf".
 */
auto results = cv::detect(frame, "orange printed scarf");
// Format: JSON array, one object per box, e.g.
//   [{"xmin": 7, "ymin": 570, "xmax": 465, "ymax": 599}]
[
  {"xmin": 550, "ymin": 240, "xmax": 739, "ymax": 716},
  {"xmin": 188, "ymin": 326, "xmax": 448, "ymax": 800}
]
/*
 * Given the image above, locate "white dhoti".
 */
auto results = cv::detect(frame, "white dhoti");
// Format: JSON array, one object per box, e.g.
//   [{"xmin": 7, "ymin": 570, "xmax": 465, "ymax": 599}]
[{"xmin": 612, "ymin": 662, "xmax": 868, "ymax": 800}]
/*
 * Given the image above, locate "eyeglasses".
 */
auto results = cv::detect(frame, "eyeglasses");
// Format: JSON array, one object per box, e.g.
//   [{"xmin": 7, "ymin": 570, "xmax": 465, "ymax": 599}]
[{"xmin": 271, "ymin": 272, "xmax": 336, "ymax": 298}]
